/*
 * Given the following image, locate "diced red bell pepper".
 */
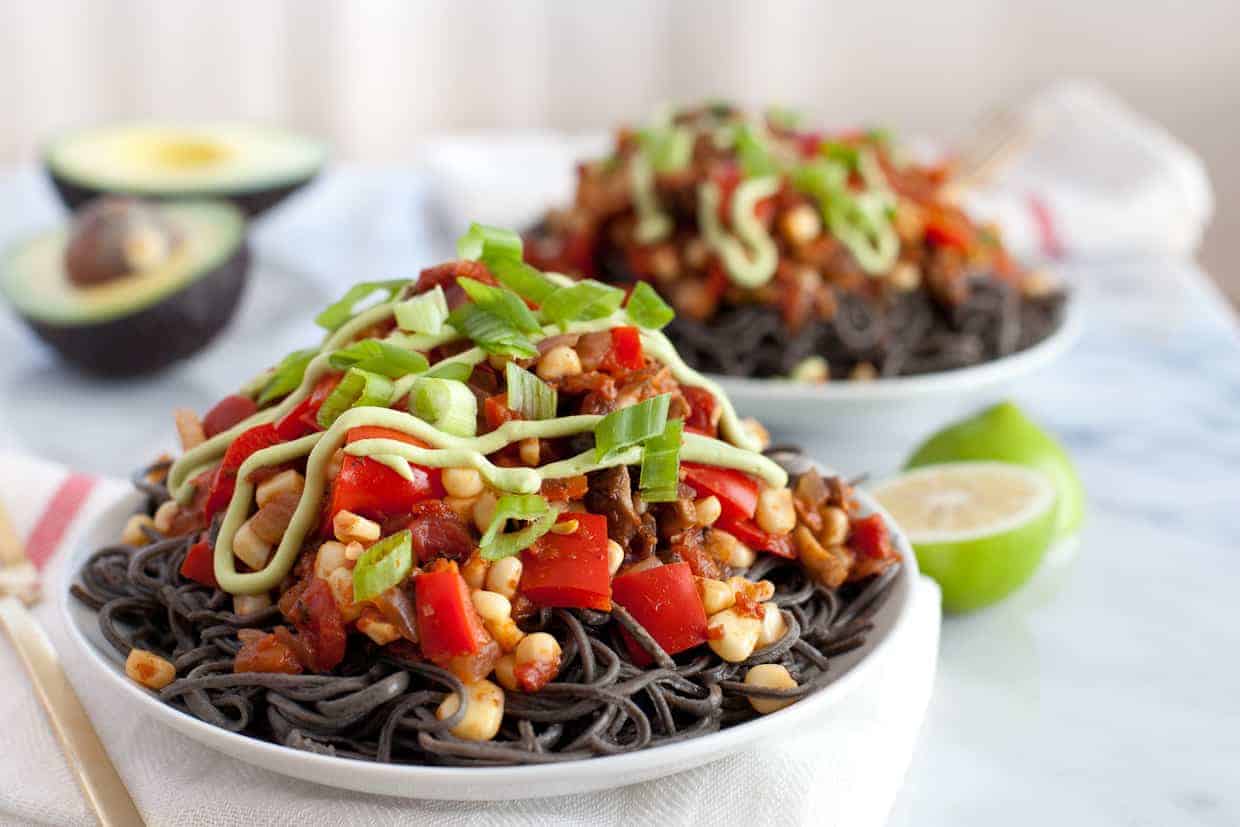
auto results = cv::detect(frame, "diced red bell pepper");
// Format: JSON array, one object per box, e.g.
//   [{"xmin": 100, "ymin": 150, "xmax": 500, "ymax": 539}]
[
  {"xmin": 326, "ymin": 427, "xmax": 444, "ymax": 528},
  {"xmin": 682, "ymin": 386, "xmax": 718, "ymax": 437},
  {"xmin": 415, "ymin": 561, "xmax": 491, "ymax": 661},
  {"xmin": 203, "ymin": 423, "xmax": 284, "ymax": 522},
  {"xmin": 202, "ymin": 394, "xmax": 259, "ymax": 439},
  {"xmin": 601, "ymin": 326, "xmax": 644, "ymax": 373},
  {"xmin": 718, "ymin": 513, "xmax": 795, "ymax": 559},
  {"xmin": 180, "ymin": 537, "xmax": 218, "ymax": 588},
  {"xmin": 484, "ymin": 393, "xmax": 519, "ymax": 432},
  {"xmin": 611, "ymin": 562, "xmax": 707, "ymax": 664},
  {"xmin": 274, "ymin": 374, "xmax": 341, "ymax": 441},
  {"xmin": 849, "ymin": 513, "xmax": 893, "ymax": 559},
  {"xmin": 293, "ymin": 578, "xmax": 347, "ymax": 672},
  {"xmin": 520, "ymin": 513, "xmax": 612, "ymax": 611},
  {"xmin": 682, "ymin": 463, "xmax": 760, "ymax": 521}
]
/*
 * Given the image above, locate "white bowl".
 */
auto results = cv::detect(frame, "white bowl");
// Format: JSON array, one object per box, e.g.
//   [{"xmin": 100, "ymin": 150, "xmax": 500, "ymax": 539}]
[
  {"xmin": 59, "ymin": 469, "xmax": 919, "ymax": 801},
  {"xmin": 717, "ymin": 299, "xmax": 1083, "ymax": 471}
]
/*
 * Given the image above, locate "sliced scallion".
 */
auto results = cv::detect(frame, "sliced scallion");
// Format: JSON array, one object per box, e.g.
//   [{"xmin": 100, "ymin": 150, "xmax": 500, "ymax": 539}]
[
  {"xmin": 315, "ymin": 279, "xmax": 408, "ymax": 332},
  {"xmin": 256, "ymin": 348, "xmax": 317, "ymax": 406},
  {"xmin": 447, "ymin": 303, "xmax": 538, "ymax": 358},
  {"xmin": 409, "ymin": 377, "xmax": 477, "ymax": 437},
  {"xmin": 352, "ymin": 530, "xmax": 412, "ymax": 603},
  {"xmin": 394, "ymin": 286, "xmax": 449, "ymax": 335},
  {"xmin": 505, "ymin": 361, "xmax": 557, "ymax": 420},
  {"xmin": 488, "ymin": 256, "xmax": 558, "ymax": 305},
  {"xmin": 457, "ymin": 223, "xmax": 523, "ymax": 263},
  {"xmin": 424, "ymin": 360, "xmax": 474, "ymax": 382},
  {"xmin": 734, "ymin": 123, "xmax": 778, "ymax": 178},
  {"xmin": 329, "ymin": 339, "xmax": 428, "ymax": 378},
  {"xmin": 625, "ymin": 282, "xmax": 675, "ymax": 330},
  {"xmin": 542, "ymin": 280, "xmax": 626, "ymax": 329},
  {"xmin": 458, "ymin": 277, "xmax": 541, "ymax": 335},
  {"xmin": 594, "ymin": 393, "xmax": 671, "ymax": 461},
  {"xmin": 479, "ymin": 494, "xmax": 557, "ymax": 561},
  {"xmin": 639, "ymin": 418, "xmax": 683, "ymax": 503},
  {"xmin": 316, "ymin": 368, "xmax": 394, "ymax": 429}
]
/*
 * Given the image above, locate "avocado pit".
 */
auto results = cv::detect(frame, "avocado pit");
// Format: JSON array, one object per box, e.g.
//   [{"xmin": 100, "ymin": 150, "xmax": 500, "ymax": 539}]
[{"xmin": 64, "ymin": 197, "xmax": 179, "ymax": 287}]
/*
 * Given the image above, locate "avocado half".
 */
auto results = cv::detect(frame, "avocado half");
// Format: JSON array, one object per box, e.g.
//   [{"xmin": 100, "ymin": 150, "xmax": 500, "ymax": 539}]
[
  {"xmin": 0, "ymin": 201, "xmax": 249, "ymax": 376},
  {"xmin": 44, "ymin": 123, "xmax": 326, "ymax": 218}
]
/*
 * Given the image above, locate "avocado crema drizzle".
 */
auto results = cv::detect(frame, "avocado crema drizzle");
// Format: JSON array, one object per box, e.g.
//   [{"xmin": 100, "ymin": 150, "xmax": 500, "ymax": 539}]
[{"xmin": 165, "ymin": 298, "xmax": 786, "ymax": 595}]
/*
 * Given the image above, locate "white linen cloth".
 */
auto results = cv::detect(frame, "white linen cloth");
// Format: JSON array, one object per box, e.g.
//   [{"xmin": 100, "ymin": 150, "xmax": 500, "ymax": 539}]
[
  {"xmin": 415, "ymin": 80, "xmax": 1212, "ymax": 270},
  {"xmin": 0, "ymin": 452, "xmax": 941, "ymax": 826}
]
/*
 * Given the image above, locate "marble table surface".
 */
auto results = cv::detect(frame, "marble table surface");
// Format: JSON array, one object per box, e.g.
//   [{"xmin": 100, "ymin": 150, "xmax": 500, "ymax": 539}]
[{"xmin": 0, "ymin": 168, "xmax": 1237, "ymax": 825}]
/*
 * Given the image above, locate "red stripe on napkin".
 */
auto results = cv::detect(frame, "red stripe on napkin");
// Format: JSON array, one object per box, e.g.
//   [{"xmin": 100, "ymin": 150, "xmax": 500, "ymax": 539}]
[
  {"xmin": 1027, "ymin": 194, "xmax": 1064, "ymax": 259},
  {"xmin": 26, "ymin": 473, "xmax": 97, "ymax": 570}
]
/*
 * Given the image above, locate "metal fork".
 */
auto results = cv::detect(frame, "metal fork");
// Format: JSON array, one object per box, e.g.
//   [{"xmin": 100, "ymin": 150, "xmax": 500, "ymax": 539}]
[{"xmin": 0, "ymin": 499, "xmax": 145, "ymax": 826}]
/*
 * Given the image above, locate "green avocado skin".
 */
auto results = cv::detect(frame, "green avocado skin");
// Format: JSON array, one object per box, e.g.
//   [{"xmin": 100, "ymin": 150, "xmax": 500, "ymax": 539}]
[
  {"xmin": 48, "ymin": 171, "xmax": 316, "ymax": 219},
  {"xmin": 22, "ymin": 243, "xmax": 249, "ymax": 377}
]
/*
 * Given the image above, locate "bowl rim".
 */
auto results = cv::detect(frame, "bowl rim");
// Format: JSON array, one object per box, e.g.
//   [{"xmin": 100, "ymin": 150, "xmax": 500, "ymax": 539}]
[
  {"xmin": 58, "ymin": 470, "xmax": 922, "ymax": 797},
  {"xmin": 714, "ymin": 294, "xmax": 1082, "ymax": 402}
]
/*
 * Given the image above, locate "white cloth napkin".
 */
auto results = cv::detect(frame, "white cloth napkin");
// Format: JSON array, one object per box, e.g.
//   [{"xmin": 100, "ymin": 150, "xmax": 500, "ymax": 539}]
[
  {"xmin": 0, "ymin": 452, "xmax": 940, "ymax": 827},
  {"xmin": 415, "ymin": 80, "xmax": 1212, "ymax": 266}
]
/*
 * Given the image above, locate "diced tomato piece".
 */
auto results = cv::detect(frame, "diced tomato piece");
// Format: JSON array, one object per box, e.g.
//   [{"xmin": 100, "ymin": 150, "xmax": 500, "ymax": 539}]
[
  {"xmin": 718, "ymin": 513, "xmax": 795, "ymax": 559},
  {"xmin": 682, "ymin": 463, "xmax": 760, "ymax": 521},
  {"xmin": 682, "ymin": 386, "xmax": 718, "ymax": 437},
  {"xmin": 415, "ymin": 561, "xmax": 491, "ymax": 661},
  {"xmin": 601, "ymin": 326, "xmax": 644, "ymax": 373},
  {"xmin": 402, "ymin": 500, "xmax": 475, "ymax": 564},
  {"xmin": 923, "ymin": 209, "xmax": 974, "ymax": 251},
  {"xmin": 796, "ymin": 131, "xmax": 825, "ymax": 158},
  {"xmin": 274, "ymin": 375, "xmax": 341, "ymax": 441},
  {"xmin": 202, "ymin": 394, "xmax": 258, "ymax": 439},
  {"xmin": 849, "ymin": 513, "xmax": 893, "ymax": 559},
  {"xmin": 180, "ymin": 537, "xmax": 218, "ymax": 588},
  {"xmin": 711, "ymin": 162, "xmax": 742, "ymax": 221},
  {"xmin": 540, "ymin": 475, "xmax": 589, "ymax": 502},
  {"xmin": 520, "ymin": 513, "xmax": 612, "ymax": 611},
  {"xmin": 292, "ymin": 578, "xmax": 347, "ymax": 672},
  {"xmin": 705, "ymin": 260, "xmax": 730, "ymax": 301},
  {"xmin": 484, "ymin": 393, "xmax": 518, "ymax": 432},
  {"xmin": 325, "ymin": 427, "xmax": 444, "ymax": 529},
  {"xmin": 203, "ymin": 424, "xmax": 284, "ymax": 522},
  {"xmin": 611, "ymin": 562, "xmax": 707, "ymax": 664},
  {"xmin": 234, "ymin": 632, "xmax": 303, "ymax": 675},
  {"xmin": 415, "ymin": 260, "xmax": 496, "ymax": 309}
]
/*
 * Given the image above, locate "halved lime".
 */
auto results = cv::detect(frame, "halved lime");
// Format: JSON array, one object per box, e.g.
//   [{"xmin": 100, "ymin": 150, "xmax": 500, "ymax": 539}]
[
  {"xmin": 872, "ymin": 462, "xmax": 1057, "ymax": 612},
  {"xmin": 906, "ymin": 401, "xmax": 1084, "ymax": 540}
]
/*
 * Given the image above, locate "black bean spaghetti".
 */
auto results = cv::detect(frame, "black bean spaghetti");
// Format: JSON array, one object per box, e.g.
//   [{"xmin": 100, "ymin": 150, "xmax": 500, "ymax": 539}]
[{"xmin": 72, "ymin": 461, "xmax": 900, "ymax": 766}]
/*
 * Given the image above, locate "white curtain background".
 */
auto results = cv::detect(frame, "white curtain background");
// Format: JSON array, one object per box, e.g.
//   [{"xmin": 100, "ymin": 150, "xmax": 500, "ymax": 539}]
[{"xmin": 0, "ymin": 0, "xmax": 1236, "ymax": 297}]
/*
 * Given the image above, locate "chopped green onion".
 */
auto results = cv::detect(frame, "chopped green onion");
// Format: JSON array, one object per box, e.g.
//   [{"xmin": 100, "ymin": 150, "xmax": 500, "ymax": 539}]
[
  {"xmin": 765, "ymin": 106, "xmax": 803, "ymax": 131},
  {"xmin": 542, "ymin": 280, "xmax": 626, "ymax": 329},
  {"xmin": 479, "ymin": 494, "xmax": 556, "ymax": 561},
  {"xmin": 315, "ymin": 279, "xmax": 408, "ymax": 332},
  {"xmin": 629, "ymin": 153, "xmax": 673, "ymax": 244},
  {"xmin": 457, "ymin": 223, "xmax": 523, "ymax": 263},
  {"xmin": 488, "ymin": 256, "xmax": 558, "ymax": 305},
  {"xmin": 792, "ymin": 158, "xmax": 898, "ymax": 275},
  {"xmin": 458, "ymin": 277, "xmax": 541, "ymax": 335},
  {"xmin": 506, "ymin": 362, "xmax": 557, "ymax": 420},
  {"xmin": 734, "ymin": 123, "xmax": 778, "ymax": 178},
  {"xmin": 821, "ymin": 141, "xmax": 861, "ymax": 171},
  {"xmin": 256, "ymin": 348, "xmax": 317, "ymax": 406},
  {"xmin": 424, "ymin": 360, "xmax": 474, "ymax": 382},
  {"xmin": 638, "ymin": 126, "xmax": 694, "ymax": 173},
  {"xmin": 594, "ymin": 393, "xmax": 670, "ymax": 461},
  {"xmin": 625, "ymin": 282, "xmax": 675, "ymax": 330},
  {"xmin": 352, "ymin": 530, "xmax": 412, "ymax": 603},
  {"xmin": 317, "ymin": 368, "xmax": 394, "ymax": 428},
  {"xmin": 639, "ymin": 418, "xmax": 683, "ymax": 503},
  {"xmin": 394, "ymin": 286, "xmax": 449, "ymax": 335},
  {"xmin": 447, "ymin": 303, "xmax": 538, "ymax": 358},
  {"xmin": 329, "ymin": 339, "xmax": 428, "ymax": 378},
  {"xmin": 409, "ymin": 377, "xmax": 477, "ymax": 437}
]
